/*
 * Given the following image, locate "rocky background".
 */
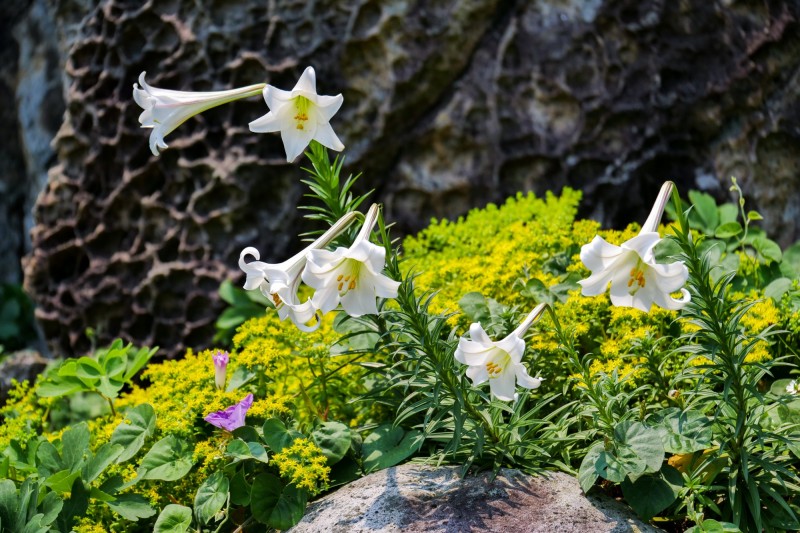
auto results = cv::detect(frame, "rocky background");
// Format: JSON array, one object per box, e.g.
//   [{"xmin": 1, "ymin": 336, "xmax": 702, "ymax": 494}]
[{"xmin": 2, "ymin": 0, "xmax": 798, "ymax": 359}]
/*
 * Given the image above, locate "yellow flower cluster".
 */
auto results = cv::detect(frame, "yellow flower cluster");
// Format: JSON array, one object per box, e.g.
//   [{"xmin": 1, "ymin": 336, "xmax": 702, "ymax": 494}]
[
  {"xmin": 270, "ymin": 438, "xmax": 331, "ymax": 495},
  {"xmin": 233, "ymin": 311, "xmax": 390, "ymax": 426}
]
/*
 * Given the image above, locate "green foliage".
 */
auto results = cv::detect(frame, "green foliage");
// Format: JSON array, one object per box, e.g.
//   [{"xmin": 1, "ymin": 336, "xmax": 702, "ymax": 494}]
[
  {"xmin": 0, "ymin": 283, "xmax": 38, "ymax": 355},
  {"xmin": 669, "ymin": 189, "xmax": 800, "ymax": 532},
  {"xmin": 213, "ymin": 279, "xmax": 272, "ymax": 347},
  {"xmin": 36, "ymin": 339, "xmax": 157, "ymax": 415}
]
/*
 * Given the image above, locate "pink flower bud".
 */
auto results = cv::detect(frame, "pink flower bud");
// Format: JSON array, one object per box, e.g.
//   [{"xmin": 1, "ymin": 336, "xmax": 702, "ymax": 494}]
[{"xmin": 212, "ymin": 351, "xmax": 229, "ymax": 390}]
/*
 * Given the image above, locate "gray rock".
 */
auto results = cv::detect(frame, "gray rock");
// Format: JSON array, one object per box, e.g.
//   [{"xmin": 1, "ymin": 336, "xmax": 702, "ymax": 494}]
[{"xmin": 290, "ymin": 463, "xmax": 660, "ymax": 533}]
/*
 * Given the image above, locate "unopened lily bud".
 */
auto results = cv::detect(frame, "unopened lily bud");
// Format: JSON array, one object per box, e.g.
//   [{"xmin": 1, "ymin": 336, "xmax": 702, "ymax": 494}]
[{"xmin": 212, "ymin": 351, "xmax": 229, "ymax": 390}]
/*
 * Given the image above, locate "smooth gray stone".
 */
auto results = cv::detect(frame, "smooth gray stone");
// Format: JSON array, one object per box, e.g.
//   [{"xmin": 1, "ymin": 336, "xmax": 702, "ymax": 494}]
[{"xmin": 290, "ymin": 463, "xmax": 661, "ymax": 533}]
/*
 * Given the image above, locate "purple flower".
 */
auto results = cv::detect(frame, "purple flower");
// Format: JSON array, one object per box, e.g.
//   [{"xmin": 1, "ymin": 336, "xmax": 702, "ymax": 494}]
[
  {"xmin": 212, "ymin": 350, "xmax": 229, "ymax": 390},
  {"xmin": 204, "ymin": 393, "xmax": 254, "ymax": 432}
]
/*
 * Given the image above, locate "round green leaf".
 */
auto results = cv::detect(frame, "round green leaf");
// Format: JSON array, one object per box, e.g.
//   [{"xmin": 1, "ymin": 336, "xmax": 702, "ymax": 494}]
[
  {"xmin": 250, "ymin": 474, "xmax": 307, "ymax": 530},
  {"xmin": 312, "ymin": 421, "xmax": 351, "ymax": 464},
  {"xmin": 138, "ymin": 435, "xmax": 194, "ymax": 481},
  {"xmin": 194, "ymin": 471, "xmax": 229, "ymax": 524},
  {"xmin": 154, "ymin": 504, "xmax": 193, "ymax": 533},
  {"xmin": 111, "ymin": 403, "xmax": 156, "ymax": 463},
  {"xmin": 652, "ymin": 409, "xmax": 713, "ymax": 454},
  {"xmin": 105, "ymin": 493, "xmax": 156, "ymax": 521},
  {"xmin": 714, "ymin": 221, "xmax": 742, "ymax": 239}
]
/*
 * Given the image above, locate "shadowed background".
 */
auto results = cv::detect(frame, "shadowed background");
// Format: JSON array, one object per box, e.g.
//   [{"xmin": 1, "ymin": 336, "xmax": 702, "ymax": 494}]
[{"xmin": 1, "ymin": 0, "xmax": 798, "ymax": 358}]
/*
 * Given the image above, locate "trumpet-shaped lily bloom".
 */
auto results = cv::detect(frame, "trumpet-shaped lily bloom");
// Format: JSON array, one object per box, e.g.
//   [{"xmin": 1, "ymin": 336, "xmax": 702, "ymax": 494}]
[
  {"xmin": 249, "ymin": 66, "xmax": 344, "ymax": 162},
  {"xmin": 212, "ymin": 350, "xmax": 229, "ymax": 390},
  {"xmin": 239, "ymin": 211, "xmax": 358, "ymax": 332},
  {"xmin": 578, "ymin": 182, "xmax": 690, "ymax": 312},
  {"xmin": 454, "ymin": 304, "xmax": 547, "ymax": 402},
  {"xmin": 302, "ymin": 204, "xmax": 400, "ymax": 317},
  {"xmin": 204, "ymin": 393, "xmax": 253, "ymax": 432},
  {"xmin": 133, "ymin": 72, "xmax": 265, "ymax": 156}
]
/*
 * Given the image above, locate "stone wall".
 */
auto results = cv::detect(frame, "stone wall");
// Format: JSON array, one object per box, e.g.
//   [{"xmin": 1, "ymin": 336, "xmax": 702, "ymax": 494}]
[{"xmin": 5, "ymin": 0, "xmax": 798, "ymax": 358}]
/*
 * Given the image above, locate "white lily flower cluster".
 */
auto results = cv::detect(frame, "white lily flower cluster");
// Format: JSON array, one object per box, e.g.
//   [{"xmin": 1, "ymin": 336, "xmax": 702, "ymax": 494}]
[
  {"xmin": 239, "ymin": 204, "xmax": 399, "ymax": 331},
  {"xmin": 133, "ymin": 66, "xmax": 344, "ymax": 162},
  {"xmin": 578, "ymin": 182, "xmax": 690, "ymax": 312}
]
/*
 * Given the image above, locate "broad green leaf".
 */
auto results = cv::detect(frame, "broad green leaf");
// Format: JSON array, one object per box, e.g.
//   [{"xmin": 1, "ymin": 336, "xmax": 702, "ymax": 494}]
[
  {"xmin": 250, "ymin": 474, "xmax": 307, "ymax": 530},
  {"xmin": 123, "ymin": 347, "xmax": 157, "ymax": 382},
  {"xmin": 578, "ymin": 441, "xmax": 603, "ymax": 493},
  {"xmin": 519, "ymin": 279, "xmax": 554, "ymax": 305},
  {"xmin": 458, "ymin": 292, "xmax": 492, "ymax": 324},
  {"xmin": 714, "ymin": 221, "xmax": 742, "ymax": 239},
  {"xmin": 0, "ymin": 456, "xmax": 8, "ymax": 478},
  {"xmin": 44, "ymin": 470, "xmax": 81, "ymax": 494},
  {"xmin": 39, "ymin": 490, "xmax": 63, "ymax": 526},
  {"xmin": 752, "ymin": 236, "xmax": 782, "ymax": 263},
  {"xmin": 84, "ymin": 443, "xmax": 124, "ymax": 483},
  {"xmin": 312, "ymin": 421, "xmax": 351, "ymax": 464},
  {"xmin": 88, "ymin": 488, "xmax": 116, "ymax": 502},
  {"xmin": 36, "ymin": 376, "xmax": 86, "ymax": 398},
  {"xmin": 688, "ymin": 190, "xmax": 719, "ymax": 234},
  {"xmin": 230, "ymin": 468, "xmax": 252, "ymax": 506},
  {"xmin": 652, "ymin": 409, "xmax": 712, "ymax": 454},
  {"xmin": 614, "ymin": 420, "xmax": 665, "ymax": 474},
  {"xmin": 35, "ymin": 441, "xmax": 63, "ymax": 476},
  {"xmin": 105, "ymin": 494, "xmax": 156, "ymax": 521},
  {"xmin": 138, "ymin": 435, "xmax": 194, "ymax": 481},
  {"xmin": 226, "ymin": 366, "xmax": 256, "ymax": 392},
  {"xmin": 102, "ymin": 354, "xmax": 126, "ymax": 378},
  {"xmin": 621, "ymin": 466, "xmax": 682, "ymax": 521},
  {"xmin": 770, "ymin": 379, "xmax": 796, "ymax": 396},
  {"xmin": 55, "ymin": 477, "xmax": 89, "ymax": 533},
  {"xmin": 718, "ymin": 203, "xmax": 739, "ymax": 225},
  {"xmin": 154, "ymin": 504, "xmax": 193, "ymax": 533},
  {"xmin": 746, "ymin": 210, "xmax": 763, "ymax": 221},
  {"xmin": 0, "ymin": 479, "xmax": 17, "ymax": 530},
  {"xmin": 362, "ymin": 425, "xmax": 422, "ymax": 473},
  {"xmin": 231, "ymin": 425, "xmax": 261, "ymax": 444},
  {"xmin": 111, "ymin": 404, "xmax": 156, "ymax": 462},
  {"xmin": 96, "ymin": 375, "xmax": 124, "ymax": 399},
  {"xmin": 75, "ymin": 357, "xmax": 104, "ymax": 381},
  {"xmin": 194, "ymin": 471, "xmax": 229, "ymax": 524},
  {"xmin": 61, "ymin": 423, "xmax": 90, "ymax": 471},
  {"xmin": 262, "ymin": 419, "xmax": 301, "ymax": 453},
  {"xmin": 765, "ymin": 278, "xmax": 793, "ymax": 303}
]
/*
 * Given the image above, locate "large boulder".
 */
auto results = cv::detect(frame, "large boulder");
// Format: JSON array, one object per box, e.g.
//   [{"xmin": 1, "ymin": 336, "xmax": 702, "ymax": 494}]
[
  {"xmin": 9, "ymin": 0, "xmax": 799, "ymax": 357},
  {"xmin": 290, "ymin": 464, "xmax": 661, "ymax": 532}
]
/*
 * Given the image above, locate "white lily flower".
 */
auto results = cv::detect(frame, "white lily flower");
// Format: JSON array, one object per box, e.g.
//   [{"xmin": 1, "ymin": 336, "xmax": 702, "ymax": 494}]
[
  {"xmin": 454, "ymin": 304, "xmax": 547, "ymax": 402},
  {"xmin": 787, "ymin": 380, "xmax": 800, "ymax": 395},
  {"xmin": 133, "ymin": 72, "xmax": 265, "ymax": 156},
  {"xmin": 302, "ymin": 204, "xmax": 400, "ymax": 317},
  {"xmin": 578, "ymin": 182, "xmax": 690, "ymax": 312},
  {"xmin": 249, "ymin": 66, "xmax": 344, "ymax": 162},
  {"xmin": 238, "ymin": 211, "xmax": 358, "ymax": 331}
]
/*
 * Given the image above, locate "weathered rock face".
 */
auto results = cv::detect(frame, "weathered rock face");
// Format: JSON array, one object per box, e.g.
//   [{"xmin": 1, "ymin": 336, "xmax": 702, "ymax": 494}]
[
  {"xmin": 289, "ymin": 464, "xmax": 661, "ymax": 532},
  {"xmin": 12, "ymin": 0, "xmax": 800, "ymax": 357}
]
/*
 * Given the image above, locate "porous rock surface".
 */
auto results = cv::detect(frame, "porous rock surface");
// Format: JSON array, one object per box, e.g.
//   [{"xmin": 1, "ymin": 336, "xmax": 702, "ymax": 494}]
[
  {"xmin": 289, "ymin": 464, "xmax": 660, "ymax": 533},
  {"xmin": 9, "ymin": 0, "xmax": 799, "ymax": 357}
]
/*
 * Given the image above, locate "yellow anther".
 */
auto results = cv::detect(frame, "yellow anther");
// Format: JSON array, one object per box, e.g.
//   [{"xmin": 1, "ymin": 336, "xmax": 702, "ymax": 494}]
[
  {"xmin": 272, "ymin": 293, "xmax": 282, "ymax": 306},
  {"xmin": 348, "ymin": 280, "xmax": 356, "ymax": 290},
  {"xmin": 337, "ymin": 274, "xmax": 343, "ymax": 282},
  {"xmin": 337, "ymin": 282, "xmax": 344, "ymax": 291}
]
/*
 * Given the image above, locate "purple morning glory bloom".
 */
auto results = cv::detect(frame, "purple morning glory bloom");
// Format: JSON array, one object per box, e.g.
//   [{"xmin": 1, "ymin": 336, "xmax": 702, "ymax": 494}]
[{"xmin": 204, "ymin": 393, "xmax": 254, "ymax": 431}]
